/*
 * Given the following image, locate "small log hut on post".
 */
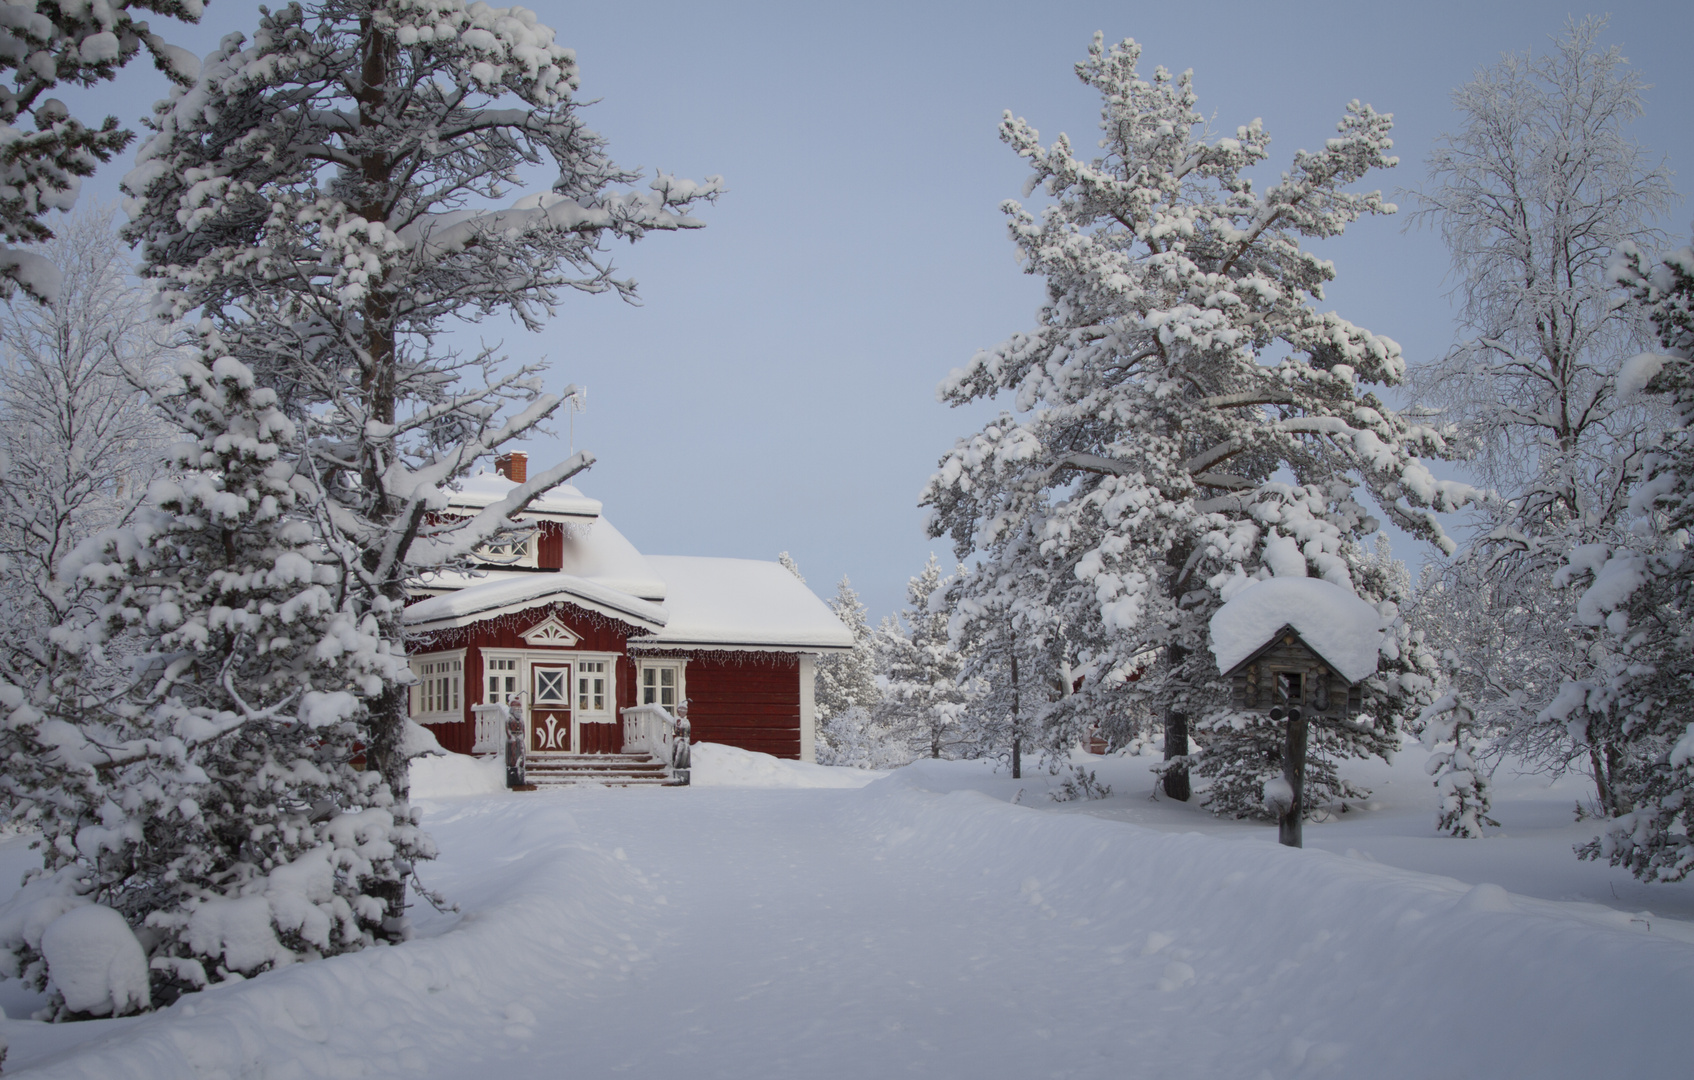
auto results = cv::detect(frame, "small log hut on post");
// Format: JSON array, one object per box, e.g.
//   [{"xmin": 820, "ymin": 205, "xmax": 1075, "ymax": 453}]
[{"xmin": 1208, "ymin": 577, "xmax": 1384, "ymax": 848}]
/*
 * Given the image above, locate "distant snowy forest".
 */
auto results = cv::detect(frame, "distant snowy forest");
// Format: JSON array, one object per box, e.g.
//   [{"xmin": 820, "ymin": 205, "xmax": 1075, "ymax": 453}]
[{"xmin": 0, "ymin": 0, "xmax": 1689, "ymax": 1034}]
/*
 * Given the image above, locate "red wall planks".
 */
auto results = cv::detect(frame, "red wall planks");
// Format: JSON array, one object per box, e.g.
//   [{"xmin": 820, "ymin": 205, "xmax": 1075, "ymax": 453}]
[
  {"xmin": 410, "ymin": 602, "xmax": 807, "ymax": 760},
  {"xmin": 685, "ymin": 653, "xmax": 801, "ymax": 759}
]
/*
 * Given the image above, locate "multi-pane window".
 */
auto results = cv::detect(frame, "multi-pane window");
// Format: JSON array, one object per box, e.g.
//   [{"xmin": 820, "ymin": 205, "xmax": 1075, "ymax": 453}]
[
  {"xmin": 410, "ymin": 653, "xmax": 463, "ymax": 720},
  {"xmin": 577, "ymin": 661, "xmax": 607, "ymax": 713},
  {"xmin": 475, "ymin": 534, "xmax": 537, "ymax": 568},
  {"xmin": 641, "ymin": 664, "xmax": 680, "ymax": 713},
  {"xmin": 486, "ymin": 657, "xmax": 520, "ymax": 704},
  {"xmin": 534, "ymin": 666, "xmax": 569, "ymax": 705}
]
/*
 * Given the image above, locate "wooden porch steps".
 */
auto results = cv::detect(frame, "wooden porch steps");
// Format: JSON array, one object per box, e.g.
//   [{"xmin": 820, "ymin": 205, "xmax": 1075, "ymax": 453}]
[{"xmin": 523, "ymin": 753, "xmax": 682, "ymax": 787}]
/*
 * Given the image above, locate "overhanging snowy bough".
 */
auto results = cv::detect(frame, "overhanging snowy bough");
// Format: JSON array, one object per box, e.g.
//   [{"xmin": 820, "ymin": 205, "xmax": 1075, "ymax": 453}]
[{"xmin": 621, "ymin": 704, "xmax": 692, "ymax": 785}]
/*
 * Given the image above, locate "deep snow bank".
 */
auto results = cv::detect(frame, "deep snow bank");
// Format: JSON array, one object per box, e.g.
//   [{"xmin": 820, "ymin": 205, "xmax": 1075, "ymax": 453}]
[
  {"xmin": 689, "ymin": 742, "xmax": 883, "ymax": 788},
  {"xmin": 0, "ymin": 755, "xmax": 1689, "ymax": 1078}
]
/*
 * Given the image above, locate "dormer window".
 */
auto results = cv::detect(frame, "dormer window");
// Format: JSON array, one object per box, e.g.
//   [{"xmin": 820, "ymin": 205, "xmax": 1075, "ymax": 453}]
[{"xmin": 476, "ymin": 533, "xmax": 538, "ymax": 568}]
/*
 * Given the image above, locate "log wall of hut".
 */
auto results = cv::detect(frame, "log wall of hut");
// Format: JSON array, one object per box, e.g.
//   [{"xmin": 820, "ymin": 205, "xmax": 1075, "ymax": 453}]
[{"xmin": 1227, "ymin": 632, "xmax": 1362, "ymax": 720}]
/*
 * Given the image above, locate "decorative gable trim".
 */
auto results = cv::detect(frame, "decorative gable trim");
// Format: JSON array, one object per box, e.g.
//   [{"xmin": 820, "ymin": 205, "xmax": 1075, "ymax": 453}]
[{"xmin": 521, "ymin": 615, "xmax": 581, "ymax": 648}]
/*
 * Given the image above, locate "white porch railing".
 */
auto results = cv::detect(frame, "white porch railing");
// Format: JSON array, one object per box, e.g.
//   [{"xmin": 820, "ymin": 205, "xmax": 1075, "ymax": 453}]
[
  {"xmin": 620, "ymin": 704, "xmax": 691, "ymax": 785},
  {"xmin": 471, "ymin": 703, "xmax": 507, "ymax": 756}
]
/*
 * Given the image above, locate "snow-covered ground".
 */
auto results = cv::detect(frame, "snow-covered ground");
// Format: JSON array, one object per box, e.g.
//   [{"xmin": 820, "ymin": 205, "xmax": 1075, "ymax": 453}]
[{"xmin": 1, "ymin": 741, "xmax": 1690, "ymax": 1078}]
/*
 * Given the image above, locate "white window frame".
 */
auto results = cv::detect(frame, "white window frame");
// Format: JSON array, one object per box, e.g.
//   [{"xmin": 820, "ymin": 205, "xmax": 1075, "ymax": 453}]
[
  {"xmin": 637, "ymin": 659, "xmax": 687, "ymax": 715},
  {"xmin": 575, "ymin": 658, "xmax": 612, "ymax": 717},
  {"xmin": 409, "ymin": 649, "xmax": 466, "ymax": 725},
  {"xmin": 474, "ymin": 532, "xmax": 539, "ymax": 569},
  {"xmin": 482, "ymin": 651, "xmax": 525, "ymax": 706}
]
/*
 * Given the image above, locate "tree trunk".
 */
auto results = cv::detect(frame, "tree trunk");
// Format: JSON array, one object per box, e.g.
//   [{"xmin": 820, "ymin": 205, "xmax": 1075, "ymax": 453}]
[
  {"xmin": 1278, "ymin": 709, "xmax": 1308, "ymax": 848},
  {"xmin": 1163, "ymin": 707, "xmax": 1191, "ymax": 801},
  {"xmin": 1009, "ymin": 633, "xmax": 1021, "ymax": 780},
  {"xmin": 1162, "ymin": 643, "xmax": 1190, "ymax": 801},
  {"xmin": 355, "ymin": 14, "xmax": 411, "ymax": 940}
]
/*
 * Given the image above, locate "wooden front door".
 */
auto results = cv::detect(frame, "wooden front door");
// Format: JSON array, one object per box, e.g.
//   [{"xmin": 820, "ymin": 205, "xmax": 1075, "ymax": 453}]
[{"xmin": 530, "ymin": 662, "xmax": 573, "ymax": 752}]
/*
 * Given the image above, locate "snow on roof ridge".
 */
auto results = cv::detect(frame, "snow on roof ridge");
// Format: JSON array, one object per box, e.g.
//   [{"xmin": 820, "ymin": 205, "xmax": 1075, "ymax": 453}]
[
  {"xmin": 1208, "ymin": 576, "xmax": 1384, "ymax": 684},
  {"xmin": 446, "ymin": 470, "xmax": 602, "ymax": 518},
  {"xmin": 405, "ymin": 570, "xmax": 665, "ymax": 632}
]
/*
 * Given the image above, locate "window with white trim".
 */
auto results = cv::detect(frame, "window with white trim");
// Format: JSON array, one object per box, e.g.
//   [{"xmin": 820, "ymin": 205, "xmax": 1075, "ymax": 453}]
[
  {"xmin": 534, "ymin": 665, "xmax": 570, "ymax": 705},
  {"xmin": 639, "ymin": 662, "xmax": 683, "ymax": 714},
  {"xmin": 409, "ymin": 651, "xmax": 464, "ymax": 723},
  {"xmin": 474, "ymin": 533, "xmax": 538, "ymax": 568},
  {"xmin": 577, "ymin": 660, "xmax": 608, "ymax": 714},
  {"xmin": 485, "ymin": 656, "xmax": 520, "ymax": 704}
]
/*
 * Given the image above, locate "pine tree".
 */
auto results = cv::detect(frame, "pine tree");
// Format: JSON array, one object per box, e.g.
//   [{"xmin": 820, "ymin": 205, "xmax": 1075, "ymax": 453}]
[
  {"xmin": 814, "ymin": 576, "xmax": 880, "ymax": 760},
  {"xmin": 3, "ymin": 354, "xmax": 433, "ymax": 1013},
  {"xmin": 1563, "ymin": 235, "xmax": 1694, "ymax": 880},
  {"xmin": 120, "ymin": 0, "xmax": 718, "ymax": 930},
  {"xmin": 1418, "ymin": 653, "xmax": 1498, "ymax": 838},
  {"xmin": 949, "ymin": 523, "xmax": 1075, "ymax": 778},
  {"xmin": 877, "ymin": 556, "xmax": 972, "ymax": 759},
  {"xmin": 0, "ymin": 0, "xmax": 206, "ymax": 301},
  {"xmin": 923, "ymin": 35, "xmax": 1470, "ymax": 810}
]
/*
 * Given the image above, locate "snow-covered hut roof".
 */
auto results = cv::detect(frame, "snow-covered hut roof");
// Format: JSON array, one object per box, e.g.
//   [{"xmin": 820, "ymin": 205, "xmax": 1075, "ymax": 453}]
[
  {"xmin": 1208, "ymin": 577, "xmax": 1384, "ymax": 684},
  {"xmin": 634, "ymin": 556, "xmax": 854, "ymax": 652},
  {"xmin": 404, "ymin": 572, "xmax": 666, "ymax": 634},
  {"xmin": 447, "ymin": 472, "xmax": 602, "ymax": 522}
]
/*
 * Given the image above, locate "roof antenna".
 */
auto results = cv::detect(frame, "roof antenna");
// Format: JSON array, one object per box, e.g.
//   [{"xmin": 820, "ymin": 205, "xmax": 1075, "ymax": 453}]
[{"xmin": 562, "ymin": 384, "xmax": 588, "ymax": 455}]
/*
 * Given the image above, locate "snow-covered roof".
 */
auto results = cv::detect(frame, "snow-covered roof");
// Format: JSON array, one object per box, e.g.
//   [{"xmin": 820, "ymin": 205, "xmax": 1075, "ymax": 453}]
[
  {"xmin": 635, "ymin": 556, "xmax": 854, "ymax": 652},
  {"xmin": 447, "ymin": 472, "xmax": 602, "ymax": 521},
  {"xmin": 405, "ymin": 572, "xmax": 666, "ymax": 634},
  {"xmin": 1208, "ymin": 577, "xmax": 1384, "ymax": 684},
  {"xmin": 555, "ymin": 517, "xmax": 666, "ymax": 600}
]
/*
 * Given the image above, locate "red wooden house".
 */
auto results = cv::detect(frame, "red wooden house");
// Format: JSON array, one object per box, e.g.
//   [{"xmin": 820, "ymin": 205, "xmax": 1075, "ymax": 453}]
[{"xmin": 404, "ymin": 454, "xmax": 852, "ymax": 768}]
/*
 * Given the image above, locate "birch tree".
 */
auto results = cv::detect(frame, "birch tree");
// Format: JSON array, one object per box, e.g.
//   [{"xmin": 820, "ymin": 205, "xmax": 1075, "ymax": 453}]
[
  {"xmin": 121, "ymin": 0, "xmax": 717, "ymax": 932},
  {"xmin": 1410, "ymin": 17, "xmax": 1676, "ymax": 815},
  {"xmin": 923, "ymin": 34, "xmax": 1470, "ymax": 809},
  {"xmin": 0, "ymin": 207, "xmax": 174, "ymax": 777}
]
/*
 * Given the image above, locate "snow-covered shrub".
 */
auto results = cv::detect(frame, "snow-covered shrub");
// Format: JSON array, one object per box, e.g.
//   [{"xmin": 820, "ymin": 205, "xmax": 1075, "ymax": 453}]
[{"xmin": 815, "ymin": 705, "xmax": 913, "ymax": 770}]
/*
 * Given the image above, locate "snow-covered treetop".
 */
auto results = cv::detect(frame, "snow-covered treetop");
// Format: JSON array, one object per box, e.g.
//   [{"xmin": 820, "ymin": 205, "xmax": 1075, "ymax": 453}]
[
  {"xmin": 0, "ymin": 0, "xmax": 206, "ymax": 302},
  {"xmin": 1208, "ymin": 576, "xmax": 1384, "ymax": 684},
  {"xmin": 928, "ymin": 34, "xmax": 1475, "ymax": 569},
  {"xmin": 119, "ymin": 0, "xmax": 722, "ymax": 588}
]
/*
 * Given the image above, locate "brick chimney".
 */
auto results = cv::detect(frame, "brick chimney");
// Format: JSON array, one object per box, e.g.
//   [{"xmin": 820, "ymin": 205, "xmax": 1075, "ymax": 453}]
[{"xmin": 494, "ymin": 451, "xmax": 527, "ymax": 483}]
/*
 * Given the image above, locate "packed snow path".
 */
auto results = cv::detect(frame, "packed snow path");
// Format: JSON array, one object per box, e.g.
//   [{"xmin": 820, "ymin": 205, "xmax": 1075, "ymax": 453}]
[{"xmin": 4, "ymin": 758, "xmax": 1692, "ymax": 1078}]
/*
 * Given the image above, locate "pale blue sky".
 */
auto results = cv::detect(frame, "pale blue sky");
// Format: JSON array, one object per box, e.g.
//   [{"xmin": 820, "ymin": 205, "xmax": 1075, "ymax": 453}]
[{"xmin": 64, "ymin": 0, "xmax": 1694, "ymax": 620}]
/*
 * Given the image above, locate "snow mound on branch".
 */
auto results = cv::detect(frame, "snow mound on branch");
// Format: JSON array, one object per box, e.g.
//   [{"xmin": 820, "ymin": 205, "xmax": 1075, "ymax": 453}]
[
  {"xmin": 690, "ymin": 743, "xmax": 882, "ymax": 788},
  {"xmin": 1209, "ymin": 576, "xmax": 1384, "ymax": 683},
  {"xmin": 39, "ymin": 905, "xmax": 149, "ymax": 1017}
]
